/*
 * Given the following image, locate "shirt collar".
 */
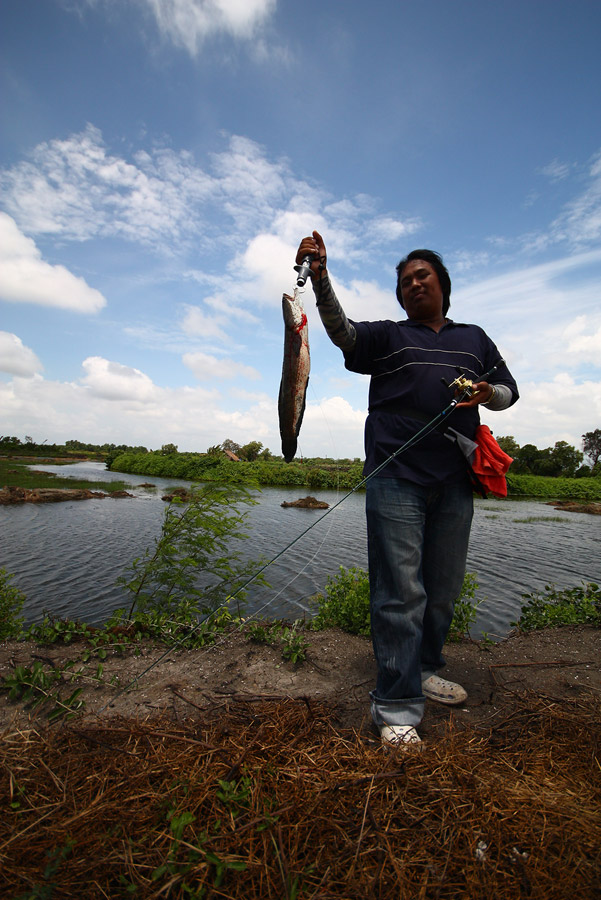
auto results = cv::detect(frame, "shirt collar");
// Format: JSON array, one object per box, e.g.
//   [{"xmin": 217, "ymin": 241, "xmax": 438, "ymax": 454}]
[{"xmin": 400, "ymin": 317, "xmax": 467, "ymax": 330}]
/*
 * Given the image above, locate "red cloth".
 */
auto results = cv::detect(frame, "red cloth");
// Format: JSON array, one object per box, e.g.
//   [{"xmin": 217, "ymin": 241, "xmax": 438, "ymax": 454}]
[{"xmin": 471, "ymin": 425, "xmax": 513, "ymax": 497}]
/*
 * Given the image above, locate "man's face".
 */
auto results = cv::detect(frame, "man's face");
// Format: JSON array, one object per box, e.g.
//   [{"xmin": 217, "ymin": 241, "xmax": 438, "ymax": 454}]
[{"xmin": 399, "ymin": 259, "xmax": 444, "ymax": 322}]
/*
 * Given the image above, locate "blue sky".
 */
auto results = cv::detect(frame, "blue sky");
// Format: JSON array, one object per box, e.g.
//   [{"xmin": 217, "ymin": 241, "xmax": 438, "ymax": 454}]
[{"xmin": 1, "ymin": 0, "xmax": 600, "ymax": 460}]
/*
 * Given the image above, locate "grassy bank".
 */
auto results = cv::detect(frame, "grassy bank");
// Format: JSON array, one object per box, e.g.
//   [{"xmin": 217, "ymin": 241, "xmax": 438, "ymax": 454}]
[
  {"xmin": 0, "ymin": 456, "xmax": 131, "ymax": 494},
  {"xmin": 108, "ymin": 450, "xmax": 601, "ymax": 499}
]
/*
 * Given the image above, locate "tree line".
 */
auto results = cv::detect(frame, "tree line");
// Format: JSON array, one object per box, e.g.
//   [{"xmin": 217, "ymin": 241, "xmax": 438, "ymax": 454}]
[
  {"xmin": 2, "ymin": 430, "xmax": 600, "ymax": 478},
  {"xmin": 496, "ymin": 430, "xmax": 601, "ymax": 478}
]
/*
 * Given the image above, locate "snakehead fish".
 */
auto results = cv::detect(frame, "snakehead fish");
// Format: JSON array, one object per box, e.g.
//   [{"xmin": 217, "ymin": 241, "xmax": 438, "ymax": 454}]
[{"xmin": 278, "ymin": 289, "xmax": 310, "ymax": 462}]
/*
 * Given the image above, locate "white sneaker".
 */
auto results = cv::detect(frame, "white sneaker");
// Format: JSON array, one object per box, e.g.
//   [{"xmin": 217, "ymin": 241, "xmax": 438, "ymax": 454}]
[
  {"xmin": 380, "ymin": 725, "xmax": 422, "ymax": 747},
  {"xmin": 422, "ymin": 675, "xmax": 467, "ymax": 706}
]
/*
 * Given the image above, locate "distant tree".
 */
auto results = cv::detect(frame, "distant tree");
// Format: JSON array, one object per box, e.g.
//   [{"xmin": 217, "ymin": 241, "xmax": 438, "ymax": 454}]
[
  {"xmin": 238, "ymin": 441, "xmax": 263, "ymax": 461},
  {"xmin": 582, "ymin": 429, "xmax": 601, "ymax": 469},
  {"xmin": 511, "ymin": 443, "xmax": 541, "ymax": 474},
  {"xmin": 547, "ymin": 441, "xmax": 583, "ymax": 478},
  {"xmin": 221, "ymin": 438, "xmax": 241, "ymax": 455},
  {"xmin": 161, "ymin": 443, "xmax": 178, "ymax": 455},
  {"xmin": 206, "ymin": 444, "xmax": 222, "ymax": 455},
  {"xmin": 496, "ymin": 435, "xmax": 520, "ymax": 458},
  {"xmin": 575, "ymin": 464, "xmax": 592, "ymax": 478}
]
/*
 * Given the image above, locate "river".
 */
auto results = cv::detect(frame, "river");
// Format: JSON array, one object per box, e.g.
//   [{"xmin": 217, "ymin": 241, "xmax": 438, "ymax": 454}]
[{"xmin": 1, "ymin": 461, "xmax": 599, "ymax": 640}]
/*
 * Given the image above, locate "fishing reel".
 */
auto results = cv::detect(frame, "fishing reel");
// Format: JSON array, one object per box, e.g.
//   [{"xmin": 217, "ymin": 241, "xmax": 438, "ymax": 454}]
[
  {"xmin": 442, "ymin": 369, "xmax": 481, "ymax": 400},
  {"xmin": 448, "ymin": 374, "xmax": 476, "ymax": 394}
]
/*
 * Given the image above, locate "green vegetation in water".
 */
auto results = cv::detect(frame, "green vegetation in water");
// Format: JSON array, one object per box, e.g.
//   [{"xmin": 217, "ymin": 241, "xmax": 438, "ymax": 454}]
[
  {"xmin": 512, "ymin": 516, "xmax": 566, "ymax": 524},
  {"xmin": 0, "ymin": 457, "xmax": 132, "ymax": 493},
  {"xmin": 513, "ymin": 582, "xmax": 601, "ymax": 631}
]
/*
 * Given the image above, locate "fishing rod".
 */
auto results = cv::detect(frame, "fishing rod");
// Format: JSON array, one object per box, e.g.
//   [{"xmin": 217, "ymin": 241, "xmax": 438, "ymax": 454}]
[{"xmin": 95, "ymin": 359, "xmax": 505, "ymax": 716}]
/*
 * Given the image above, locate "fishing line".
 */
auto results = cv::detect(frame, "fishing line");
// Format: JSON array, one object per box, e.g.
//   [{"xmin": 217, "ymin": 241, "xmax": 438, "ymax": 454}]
[{"xmin": 96, "ymin": 362, "xmax": 502, "ymax": 717}]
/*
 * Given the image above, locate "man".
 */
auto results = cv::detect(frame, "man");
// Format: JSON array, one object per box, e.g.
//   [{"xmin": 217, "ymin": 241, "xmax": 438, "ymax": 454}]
[{"xmin": 296, "ymin": 230, "xmax": 519, "ymax": 746}]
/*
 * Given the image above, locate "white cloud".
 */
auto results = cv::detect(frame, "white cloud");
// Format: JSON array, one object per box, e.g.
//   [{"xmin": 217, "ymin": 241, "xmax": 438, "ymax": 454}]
[
  {"xmin": 0, "ymin": 126, "xmax": 424, "ymax": 318},
  {"xmin": 564, "ymin": 315, "xmax": 601, "ymax": 365},
  {"xmin": 368, "ymin": 215, "xmax": 422, "ymax": 243},
  {"xmin": 523, "ymin": 150, "xmax": 601, "ymax": 252},
  {"xmin": 539, "ymin": 159, "xmax": 572, "ymax": 182},
  {"xmin": 480, "ymin": 374, "xmax": 601, "ymax": 453},
  {"xmin": 180, "ymin": 305, "xmax": 231, "ymax": 341},
  {"xmin": 0, "ymin": 213, "xmax": 106, "ymax": 312},
  {"xmin": 0, "ymin": 126, "xmax": 215, "ymax": 248},
  {"xmin": 183, "ymin": 350, "xmax": 260, "ymax": 380},
  {"xmin": 549, "ymin": 150, "xmax": 601, "ymax": 247},
  {"xmin": 455, "ymin": 249, "xmax": 601, "ymax": 322},
  {"xmin": 80, "ymin": 357, "xmax": 160, "ymax": 402},
  {"xmin": 140, "ymin": 0, "xmax": 277, "ymax": 55},
  {"xmin": 0, "ymin": 332, "xmax": 43, "ymax": 377},
  {"xmin": 302, "ymin": 396, "xmax": 367, "ymax": 459},
  {"xmin": 0, "ymin": 370, "xmax": 278, "ymax": 453}
]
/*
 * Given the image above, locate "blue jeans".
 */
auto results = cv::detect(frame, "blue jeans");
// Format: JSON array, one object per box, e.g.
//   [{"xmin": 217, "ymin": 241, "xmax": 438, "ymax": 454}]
[{"xmin": 366, "ymin": 476, "xmax": 473, "ymax": 728}]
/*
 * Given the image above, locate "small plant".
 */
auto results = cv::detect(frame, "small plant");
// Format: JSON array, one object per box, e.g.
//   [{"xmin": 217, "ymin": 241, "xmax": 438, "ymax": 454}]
[
  {"xmin": 216, "ymin": 774, "xmax": 253, "ymax": 819},
  {"xmin": 514, "ymin": 581, "xmax": 601, "ymax": 632},
  {"xmin": 151, "ymin": 802, "xmax": 247, "ymax": 893},
  {"xmin": 25, "ymin": 615, "xmax": 94, "ymax": 645},
  {"xmin": 246, "ymin": 619, "xmax": 308, "ymax": 663},
  {"xmin": 0, "ymin": 567, "xmax": 25, "ymax": 640},
  {"xmin": 13, "ymin": 838, "xmax": 75, "ymax": 900},
  {"xmin": 1, "ymin": 661, "xmax": 85, "ymax": 721},
  {"xmin": 280, "ymin": 622, "xmax": 309, "ymax": 664},
  {"xmin": 246, "ymin": 621, "xmax": 281, "ymax": 645}
]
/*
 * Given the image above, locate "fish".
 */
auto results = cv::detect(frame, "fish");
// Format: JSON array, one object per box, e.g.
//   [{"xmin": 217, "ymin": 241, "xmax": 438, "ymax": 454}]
[{"xmin": 278, "ymin": 288, "xmax": 310, "ymax": 463}]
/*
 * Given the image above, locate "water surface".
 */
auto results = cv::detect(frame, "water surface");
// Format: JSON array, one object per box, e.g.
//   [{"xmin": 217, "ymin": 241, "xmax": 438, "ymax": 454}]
[{"xmin": 1, "ymin": 461, "xmax": 599, "ymax": 639}]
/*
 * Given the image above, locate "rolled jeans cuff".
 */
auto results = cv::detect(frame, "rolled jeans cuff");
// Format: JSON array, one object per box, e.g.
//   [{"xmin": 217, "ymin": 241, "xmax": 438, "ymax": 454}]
[{"xmin": 370, "ymin": 691, "xmax": 425, "ymax": 729}]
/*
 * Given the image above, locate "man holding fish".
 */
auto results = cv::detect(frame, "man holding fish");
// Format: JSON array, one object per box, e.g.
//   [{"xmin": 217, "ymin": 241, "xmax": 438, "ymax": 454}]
[{"xmin": 295, "ymin": 231, "xmax": 518, "ymax": 747}]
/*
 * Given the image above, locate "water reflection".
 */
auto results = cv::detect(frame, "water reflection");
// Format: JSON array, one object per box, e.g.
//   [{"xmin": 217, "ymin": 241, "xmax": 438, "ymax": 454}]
[{"xmin": 0, "ymin": 461, "xmax": 599, "ymax": 639}]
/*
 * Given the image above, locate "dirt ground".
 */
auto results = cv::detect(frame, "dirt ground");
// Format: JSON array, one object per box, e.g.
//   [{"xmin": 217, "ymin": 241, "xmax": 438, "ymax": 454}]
[{"xmin": 1, "ymin": 624, "xmax": 599, "ymax": 739}]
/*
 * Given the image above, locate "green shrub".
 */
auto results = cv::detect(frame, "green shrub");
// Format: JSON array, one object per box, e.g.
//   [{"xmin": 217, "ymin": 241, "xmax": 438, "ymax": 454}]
[
  {"xmin": 514, "ymin": 582, "xmax": 601, "ymax": 631},
  {"xmin": 0, "ymin": 568, "xmax": 25, "ymax": 640},
  {"xmin": 118, "ymin": 484, "xmax": 267, "ymax": 620},
  {"xmin": 507, "ymin": 473, "xmax": 601, "ymax": 500},
  {"xmin": 447, "ymin": 572, "xmax": 481, "ymax": 642},
  {"xmin": 310, "ymin": 566, "xmax": 371, "ymax": 635},
  {"xmin": 310, "ymin": 567, "xmax": 481, "ymax": 641}
]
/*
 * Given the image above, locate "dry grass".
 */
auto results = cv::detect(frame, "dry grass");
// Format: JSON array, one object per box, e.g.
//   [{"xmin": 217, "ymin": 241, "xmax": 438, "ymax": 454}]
[{"xmin": 2, "ymin": 693, "xmax": 600, "ymax": 899}]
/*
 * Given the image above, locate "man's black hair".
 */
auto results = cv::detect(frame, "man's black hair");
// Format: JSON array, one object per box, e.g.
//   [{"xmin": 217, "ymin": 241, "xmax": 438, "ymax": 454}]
[{"xmin": 396, "ymin": 249, "xmax": 451, "ymax": 316}]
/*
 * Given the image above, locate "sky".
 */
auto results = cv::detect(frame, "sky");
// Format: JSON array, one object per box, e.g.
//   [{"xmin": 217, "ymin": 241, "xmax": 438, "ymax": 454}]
[{"xmin": 1, "ymin": 0, "xmax": 600, "ymax": 461}]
